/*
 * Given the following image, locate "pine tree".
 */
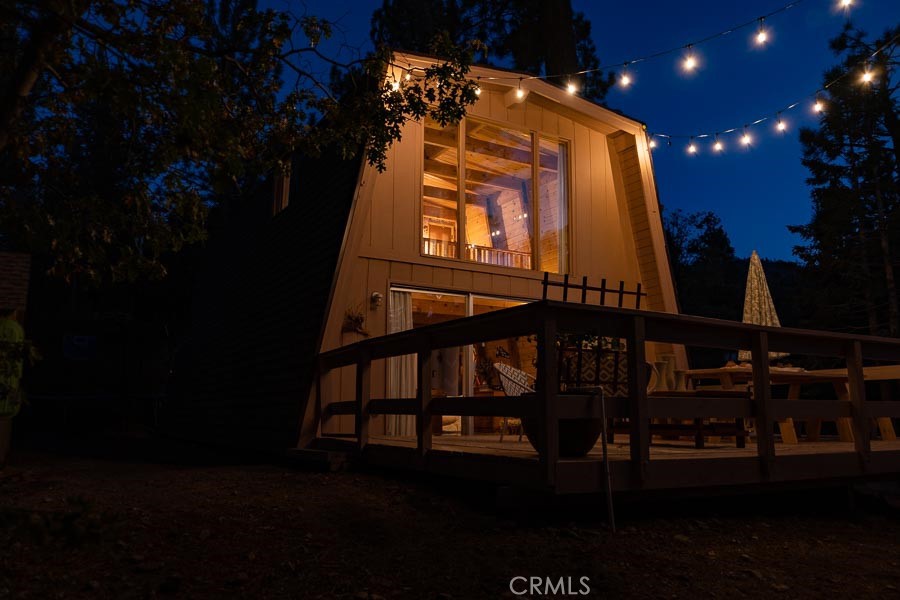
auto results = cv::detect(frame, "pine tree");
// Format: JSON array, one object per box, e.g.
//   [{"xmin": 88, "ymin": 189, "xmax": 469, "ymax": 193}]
[{"xmin": 790, "ymin": 25, "xmax": 900, "ymax": 336}]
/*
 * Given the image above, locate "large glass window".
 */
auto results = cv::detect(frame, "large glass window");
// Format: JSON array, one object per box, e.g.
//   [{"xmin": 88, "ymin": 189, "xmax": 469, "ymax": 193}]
[
  {"xmin": 422, "ymin": 116, "xmax": 460, "ymax": 259},
  {"xmin": 465, "ymin": 122, "xmax": 534, "ymax": 269},
  {"xmin": 422, "ymin": 117, "xmax": 568, "ymax": 272},
  {"xmin": 538, "ymin": 137, "xmax": 568, "ymax": 274}
]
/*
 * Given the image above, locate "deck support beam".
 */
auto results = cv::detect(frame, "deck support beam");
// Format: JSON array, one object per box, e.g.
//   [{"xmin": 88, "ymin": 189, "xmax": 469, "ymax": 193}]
[
  {"xmin": 416, "ymin": 348, "xmax": 434, "ymax": 459},
  {"xmin": 538, "ymin": 314, "xmax": 559, "ymax": 487},
  {"xmin": 752, "ymin": 332, "xmax": 775, "ymax": 480},
  {"xmin": 627, "ymin": 316, "xmax": 650, "ymax": 485},
  {"xmin": 356, "ymin": 349, "xmax": 372, "ymax": 451},
  {"xmin": 845, "ymin": 340, "xmax": 871, "ymax": 468}
]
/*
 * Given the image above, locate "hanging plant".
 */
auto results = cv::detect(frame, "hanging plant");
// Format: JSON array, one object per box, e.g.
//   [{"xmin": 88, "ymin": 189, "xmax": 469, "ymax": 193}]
[{"xmin": 341, "ymin": 304, "xmax": 369, "ymax": 337}]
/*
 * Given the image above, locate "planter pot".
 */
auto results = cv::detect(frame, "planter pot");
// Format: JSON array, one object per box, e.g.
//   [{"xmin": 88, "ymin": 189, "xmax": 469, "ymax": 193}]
[
  {"xmin": 522, "ymin": 417, "xmax": 603, "ymax": 458},
  {"xmin": 0, "ymin": 417, "xmax": 11, "ymax": 466}
]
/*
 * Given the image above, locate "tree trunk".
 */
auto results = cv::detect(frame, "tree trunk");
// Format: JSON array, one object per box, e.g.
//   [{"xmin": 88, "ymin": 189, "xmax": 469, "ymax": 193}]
[{"xmin": 848, "ymin": 146, "xmax": 881, "ymax": 335}]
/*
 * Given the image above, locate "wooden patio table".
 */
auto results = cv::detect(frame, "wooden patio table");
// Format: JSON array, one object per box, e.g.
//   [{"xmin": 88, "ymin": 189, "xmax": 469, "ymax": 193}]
[{"xmin": 682, "ymin": 365, "xmax": 898, "ymax": 443}]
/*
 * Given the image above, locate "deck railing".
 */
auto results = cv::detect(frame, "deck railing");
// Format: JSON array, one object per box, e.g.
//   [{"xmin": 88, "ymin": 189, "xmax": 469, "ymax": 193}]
[{"xmin": 312, "ymin": 301, "xmax": 900, "ymax": 491}]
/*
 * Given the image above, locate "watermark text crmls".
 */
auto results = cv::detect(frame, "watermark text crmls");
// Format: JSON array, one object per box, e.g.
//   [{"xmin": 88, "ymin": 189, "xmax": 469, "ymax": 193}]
[{"xmin": 509, "ymin": 576, "xmax": 591, "ymax": 596}]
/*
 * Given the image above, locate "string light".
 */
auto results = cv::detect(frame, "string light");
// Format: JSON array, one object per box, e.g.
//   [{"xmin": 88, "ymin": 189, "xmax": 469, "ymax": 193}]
[
  {"xmin": 741, "ymin": 128, "xmax": 752, "ymax": 146},
  {"xmin": 755, "ymin": 18, "xmax": 768, "ymax": 45},
  {"xmin": 649, "ymin": 136, "xmax": 657, "ymax": 149},
  {"xmin": 776, "ymin": 113, "xmax": 787, "ymax": 131},
  {"xmin": 566, "ymin": 81, "xmax": 578, "ymax": 94},
  {"xmin": 861, "ymin": 64, "xmax": 873, "ymax": 83},
  {"xmin": 620, "ymin": 64, "xmax": 632, "ymax": 87},
  {"xmin": 713, "ymin": 136, "xmax": 723, "ymax": 152},
  {"xmin": 405, "ymin": 72, "xmax": 412, "ymax": 81},
  {"xmin": 682, "ymin": 45, "xmax": 698, "ymax": 72},
  {"xmin": 390, "ymin": 80, "xmax": 400, "ymax": 92},
  {"xmin": 687, "ymin": 138, "xmax": 697, "ymax": 154},
  {"xmin": 840, "ymin": 0, "xmax": 852, "ymax": 7},
  {"xmin": 813, "ymin": 95, "xmax": 824, "ymax": 113},
  {"xmin": 516, "ymin": 79, "xmax": 525, "ymax": 99},
  {"xmin": 474, "ymin": 86, "xmax": 481, "ymax": 96}
]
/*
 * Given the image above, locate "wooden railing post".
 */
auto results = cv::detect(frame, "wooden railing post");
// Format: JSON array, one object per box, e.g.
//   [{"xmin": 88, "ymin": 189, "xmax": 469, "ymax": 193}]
[
  {"xmin": 538, "ymin": 314, "xmax": 559, "ymax": 487},
  {"xmin": 416, "ymin": 346, "xmax": 434, "ymax": 459},
  {"xmin": 845, "ymin": 340, "xmax": 871, "ymax": 468},
  {"xmin": 626, "ymin": 316, "xmax": 650, "ymax": 484},
  {"xmin": 751, "ymin": 331, "xmax": 775, "ymax": 479},
  {"xmin": 355, "ymin": 348, "xmax": 371, "ymax": 451}
]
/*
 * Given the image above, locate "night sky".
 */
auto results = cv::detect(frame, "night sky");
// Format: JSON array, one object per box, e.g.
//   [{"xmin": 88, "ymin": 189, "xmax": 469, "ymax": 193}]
[{"xmin": 292, "ymin": 0, "xmax": 900, "ymax": 260}]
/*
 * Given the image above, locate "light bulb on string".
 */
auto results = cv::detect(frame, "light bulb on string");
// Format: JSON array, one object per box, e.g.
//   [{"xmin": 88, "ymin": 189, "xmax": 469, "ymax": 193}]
[
  {"xmin": 840, "ymin": 0, "xmax": 852, "ymax": 8},
  {"xmin": 755, "ymin": 18, "xmax": 768, "ymax": 45},
  {"xmin": 741, "ymin": 127, "xmax": 752, "ymax": 146},
  {"xmin": 682, "ymin": 45, "xmax": 697, "ymax": 72},
  {"xmin": 687, "ymin": 138, "xmax": 697, "ymax": 154},
  {"xmin": 390, "ymin": 80, "xmax": 400, "ymax": 92},
  {"xmin": 405, "ymin": 72, "xmax": 412, "ymax": 82},
  {"xmin": 474, "ymin": 86, "xmax": 481, "ymax": 96},
  {"xmin": 566, "ymin": 81, "xmax": 578, "ymax": 94},
  {"xmin": 516, "ymin": 79, "xmax": 525, "ymax": 99},
  {"xmin": 861, "ymin": 65, "xmax": 874, "ymax": 84},
  {"xmin": 619, "ymin": 63, "xmax": 632, "ymax": 88},
  {"xmin": 813, "ymin": 95, "xmax": 824, "ymax": 113},
  {"xmin": 649, "ymin": 136, "xmax": 657, "ymax": 149},
  {"xmin": 776, "ymin": 114, "xmax": 786, "ymax": 132},
  {"xmin": 713, "ymin": 136, "xmax": 723, "ymax": 152}
]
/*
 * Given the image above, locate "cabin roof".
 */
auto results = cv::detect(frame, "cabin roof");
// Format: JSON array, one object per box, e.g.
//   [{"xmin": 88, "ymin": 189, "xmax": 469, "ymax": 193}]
[{"xmin": 394, "ymin": 51, "xmax": 649, "ymax": 135}]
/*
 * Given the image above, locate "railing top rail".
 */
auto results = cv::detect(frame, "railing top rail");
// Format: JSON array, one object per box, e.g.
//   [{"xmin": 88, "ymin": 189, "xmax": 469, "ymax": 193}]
[{"xmin": 317, "ymin": 300, "xmax": 900, "ymax": 369}]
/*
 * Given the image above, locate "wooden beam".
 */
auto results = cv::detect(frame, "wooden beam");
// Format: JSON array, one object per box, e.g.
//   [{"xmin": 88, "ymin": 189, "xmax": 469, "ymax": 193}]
[
  {"xmin": 416, "ymin": 349, "xmax": 433, "ymax": 458},
  {"xmin": 627, "ymin": 316, "xmax": 650, "ymax": 484},
  {"xmin": 772, "ymin": 400, "xmax": 852, "ymax": 420},
  {"xmin": 367, "ymin": 398, "xmax": 417, "ymax": 415},
  {"xmin": 752, "ymin": 332, "xmax": 775, "ymax": 480},
  {"xmin": 538, "ymin": 314, "xmax": 559, "ymax": 487},
  {"xmin": 356, "ymin": 349, "xmax": 371, "ymax": 451},
  {"xmin": 846, "ymin": 341, "xmax": 871, "ymax": 467}
]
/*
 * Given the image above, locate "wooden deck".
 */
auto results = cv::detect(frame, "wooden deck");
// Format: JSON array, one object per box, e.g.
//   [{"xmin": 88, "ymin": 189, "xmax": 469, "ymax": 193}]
[
  {"xmin": 351, "ymin": 434, "xmax": 900, "ymax": 494},
  {"xmin": 311, "ymin": 301, "xmax": 900, "ymax": 496}
]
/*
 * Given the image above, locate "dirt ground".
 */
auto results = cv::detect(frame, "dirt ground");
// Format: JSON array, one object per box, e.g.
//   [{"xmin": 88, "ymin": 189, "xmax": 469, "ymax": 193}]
[{"xmin": 2, "ymin": 435, "xmax": 900, "ymax": 599}]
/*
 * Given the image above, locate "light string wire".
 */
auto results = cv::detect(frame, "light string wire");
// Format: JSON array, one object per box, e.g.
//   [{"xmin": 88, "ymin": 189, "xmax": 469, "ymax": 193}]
[
  {"xmin": 651, "ymin": 31, "xmax": 900, "ymax": 143},
  {"xmin": 473, "ymin": 0, "xmax": 809, "ymax": 83}
]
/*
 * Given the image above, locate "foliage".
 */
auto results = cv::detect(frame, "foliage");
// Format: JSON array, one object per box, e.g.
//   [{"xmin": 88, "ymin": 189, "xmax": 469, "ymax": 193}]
[
  {"xmin": 371, "ymin": 0, "xmax": 614, "ymax": 103},
  {"xmin": 0, "ymin": 339, "xmax": 41, "ymax": 417},
  {"xmin": 790, "ymin": 24, "xmax": 900, "ymax": 336},
  {"xmin": 1, "ymin": 0, "xmax": 479, "ymax": 283}
]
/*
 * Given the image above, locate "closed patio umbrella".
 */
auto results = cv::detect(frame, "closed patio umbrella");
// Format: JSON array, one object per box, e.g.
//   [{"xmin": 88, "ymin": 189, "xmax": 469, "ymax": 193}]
[{"xmin": 737, "ymin": 251, "xmax": 789, "ymax": 362}]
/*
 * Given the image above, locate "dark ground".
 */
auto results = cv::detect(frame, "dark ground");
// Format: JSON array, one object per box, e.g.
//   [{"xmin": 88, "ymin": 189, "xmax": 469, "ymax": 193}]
[{"xmin": 2, "ymin": 434, "xmax": 900, "ymax": 599}]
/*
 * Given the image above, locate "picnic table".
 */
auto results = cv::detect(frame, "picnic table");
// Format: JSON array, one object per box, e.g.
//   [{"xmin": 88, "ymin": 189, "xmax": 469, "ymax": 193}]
[{"xmin": 681, "ymin": 365, "xmax": 898, "ymax": 443}]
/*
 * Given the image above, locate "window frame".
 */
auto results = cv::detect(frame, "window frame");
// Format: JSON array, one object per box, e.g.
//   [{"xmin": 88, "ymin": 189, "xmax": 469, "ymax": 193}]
[{"xmin": 420, "ymin": 115, "xmax": 571, "ymax": 274}]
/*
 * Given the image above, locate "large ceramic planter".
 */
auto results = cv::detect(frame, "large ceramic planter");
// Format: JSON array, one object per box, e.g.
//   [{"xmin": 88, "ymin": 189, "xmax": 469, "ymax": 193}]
[
  {"xmin": 0, "ymin": 417, "xmax": 11, "ymax": 466},
  {"xmin": 522, "ymin": 416, "xmax": 603, "ymax": 458}
]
